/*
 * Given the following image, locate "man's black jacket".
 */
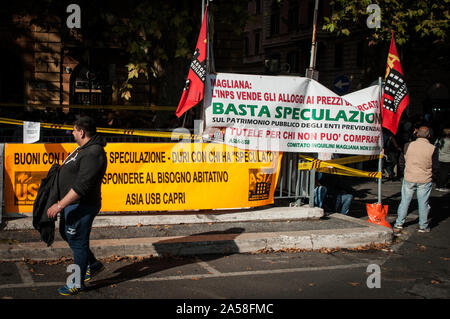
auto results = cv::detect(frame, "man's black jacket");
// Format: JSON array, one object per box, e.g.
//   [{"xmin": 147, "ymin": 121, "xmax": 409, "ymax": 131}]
[
  {"xmin": 32, "ymin": 163, "xmax": 60, "ymax": 246},
  {"xmin": 58, "ymin": 134, "xmax": 107, "ymax": 206}
]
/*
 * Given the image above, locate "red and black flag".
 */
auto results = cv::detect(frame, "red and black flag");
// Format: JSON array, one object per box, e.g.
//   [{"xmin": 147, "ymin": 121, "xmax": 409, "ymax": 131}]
[
  {"xmin": 175, "ymin": 6, "xmax": 208, "ymax": 118},
  {"xmin": 381, "ymin": 31, "xmax": 410, "ymax": 135}
]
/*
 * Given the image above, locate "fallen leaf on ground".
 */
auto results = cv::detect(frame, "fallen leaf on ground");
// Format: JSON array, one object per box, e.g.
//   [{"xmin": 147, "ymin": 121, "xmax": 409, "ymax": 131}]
[{"xmin": 348, "ymin": 282, "xmax": 360, "ymax": 287}]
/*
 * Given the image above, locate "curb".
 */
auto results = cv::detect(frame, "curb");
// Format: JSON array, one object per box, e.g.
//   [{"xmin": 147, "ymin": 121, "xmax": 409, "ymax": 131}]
[
  {"xmin": 2, "ymin": 205, "xmax": 324, "ymax": 230},
  {"xmin": 0, "ymin": 214, "xmax": 393, "ymax": 261}
]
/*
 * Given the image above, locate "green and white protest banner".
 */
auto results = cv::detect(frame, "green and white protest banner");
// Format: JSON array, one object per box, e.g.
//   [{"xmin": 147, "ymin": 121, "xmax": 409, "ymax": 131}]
[{"xmin": 204, "ymin": 73, "xmax": 382, "ymax": 155}]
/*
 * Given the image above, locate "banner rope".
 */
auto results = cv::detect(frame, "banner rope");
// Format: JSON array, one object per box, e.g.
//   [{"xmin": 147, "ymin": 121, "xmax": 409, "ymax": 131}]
[
  {"xmin": 0, "ymin": 103, "xmax": 176, "ymax": 111},
  {"xmin": 0, "ymin": 117, "xmax": 199, "ymax": 140}
]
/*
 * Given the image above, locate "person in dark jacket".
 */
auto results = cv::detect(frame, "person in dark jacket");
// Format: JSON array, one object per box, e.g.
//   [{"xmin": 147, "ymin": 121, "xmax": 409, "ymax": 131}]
[
  {"xmin": 47, "ymin": 116, "xmax": 107, "ymax": 296},
  {"xmin": 33, "ymin": 163, "xmax": 60, "ymax": 246}
]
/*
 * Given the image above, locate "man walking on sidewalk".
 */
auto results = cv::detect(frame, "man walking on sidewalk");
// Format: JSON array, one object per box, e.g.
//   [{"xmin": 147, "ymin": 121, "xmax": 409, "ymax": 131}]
[
  {"xmin": 394, "ymin": 126, "xmax": 439, "ymax": 233},
  {"xmin": 47, "ymin": 116, "xmax": 107, "ymax": 295}
]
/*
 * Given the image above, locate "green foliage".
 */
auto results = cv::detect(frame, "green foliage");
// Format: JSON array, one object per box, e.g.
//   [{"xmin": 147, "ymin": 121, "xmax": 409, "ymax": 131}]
[
  {"xmin": 3, "ymin": 0, "xmax": 248, "ymax": 102},
  {"xmin": 112, "ymin": 0, "xmax": 248, "ymax": 100},
  {"xmin": 111, "ymin": 1, "xmax": 197, "ymax": 100},
  {"xmin": 322, "ymin": 0, "xmax": 449, "ymax": 45}
]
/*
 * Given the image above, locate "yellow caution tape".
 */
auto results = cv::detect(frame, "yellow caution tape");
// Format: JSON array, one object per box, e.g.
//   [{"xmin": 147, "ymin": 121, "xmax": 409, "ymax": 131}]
[
  {"xmin": 298, "ymin": 154, "xmax": 382, "ymax": 168},
  {"xmin": 315, "ymin": 166, "xmax": 382, "ymax": 179},
  {"xmin": 0, "ymin": 103, "xmax": 176, "ymax": 111},
  {"xmin": 0, "ymin": 117, "xmax": 199, "ymax": 140},
  {"xmin": 298, "ymin": 154, "xmax": 382, "ymax": 179}
]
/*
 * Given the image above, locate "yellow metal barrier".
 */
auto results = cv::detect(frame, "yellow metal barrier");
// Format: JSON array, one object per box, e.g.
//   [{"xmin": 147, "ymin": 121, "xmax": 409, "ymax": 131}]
[{"xmin": 298, "ymin": 154, "xmax": 382, "ymax": 179}]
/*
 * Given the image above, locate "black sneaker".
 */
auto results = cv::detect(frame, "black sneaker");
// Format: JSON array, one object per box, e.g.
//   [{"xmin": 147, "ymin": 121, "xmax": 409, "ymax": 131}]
[
  {"xmin": 84, "ymin": 261, "xmax": 105, "ymax": 282},
  {"xmin": 58, "ymin": 284, "xmax": 85, "ymax": 296}
]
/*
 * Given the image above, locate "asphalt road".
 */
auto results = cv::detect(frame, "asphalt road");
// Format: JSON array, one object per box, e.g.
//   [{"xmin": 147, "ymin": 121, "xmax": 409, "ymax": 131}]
[
  {"xmin": 0, "ymin": 180, "xmax": 449, "ymax": 313},
  {"xmin": 1, "ymin": 213, "xmax": 448, "ymax": 300}
]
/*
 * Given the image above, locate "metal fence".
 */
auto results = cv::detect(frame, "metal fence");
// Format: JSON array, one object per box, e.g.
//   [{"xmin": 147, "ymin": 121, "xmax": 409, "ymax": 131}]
[{"xmin": 274, "ymin": 152, "xmax": 311, "ymax": 205}]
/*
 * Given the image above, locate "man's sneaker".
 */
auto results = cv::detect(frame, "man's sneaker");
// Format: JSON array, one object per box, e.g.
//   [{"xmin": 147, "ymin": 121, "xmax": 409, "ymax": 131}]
[
  {"xmin": 84, "ymin": 261, "xmax": 104, "ymax": 282},
  {"xmin": 418, "ymin": 228, "xmax": 431, "ymax": 233},
  {"xmin": 435, "ymin": 188, "xmax": 450, "ymax": 192},
  {"xmin": 393, "ymin": 224, "xmax": 403, "ymax": 232},
  {"xmin": 58, "ymin": 284, "xmax": 85, "ymax": 296}
]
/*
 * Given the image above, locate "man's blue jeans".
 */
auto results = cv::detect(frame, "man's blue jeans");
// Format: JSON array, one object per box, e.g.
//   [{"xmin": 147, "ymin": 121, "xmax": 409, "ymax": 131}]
[
  {"xmin": 395, "ymin": 179, "xmax": 432, "ymax": 229},
  {"xmin": 59, "ymin": 202, "xmax": 100, "ymax": 286},
  {"xmin": 335, "ymin": 194, "xmax": 353, "ymax": 215},
  {"xmin": 314, "ymin": 186, "xmax": 327, "ymax": 208}
]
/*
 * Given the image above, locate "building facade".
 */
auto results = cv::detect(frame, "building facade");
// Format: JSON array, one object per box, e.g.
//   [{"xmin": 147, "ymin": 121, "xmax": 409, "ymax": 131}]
[
  {"xmin": 0, "ymin": 15, "xmax": 149, "ymax": 108},
  {"xmin": 233, "ymin": 0, "xmax": 449, "ymax": 118},
  {"xmin": 1, "ymin": 1, "xmax": 448, "ymax": 122}
]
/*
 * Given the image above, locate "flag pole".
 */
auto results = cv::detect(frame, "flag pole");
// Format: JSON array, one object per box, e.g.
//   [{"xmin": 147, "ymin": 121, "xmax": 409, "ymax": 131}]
[
  {"xmin": 307, "ymin": 0, "xmax": 319, "ymax": 208},
  {"xmin": 198, "ymin": 0, "xmax": 209, "ymax": 139},
  {"xmin": 306, "ymin": 0, "xmax": 319, "ymax": 80},
  {"xmin": 201, "ymin": 0, "xmax": 205, "ymax": 21},
  {"xmin": 176, "ymin": 1, "xmax": 208, "ymax": 129},
  {"xmin": 209, "ymin": 2, "xmax": 215, "ymax": 73},
  {"xmin": 205, "ymin": 0, "xmax": 210, "ymax": 72},
  {"xmin": 181, "ymin": 0, "xmax": 207, "ymax": 129},
  {"xmin": 378, "ymin": 76, "xmax": 383, "ymax": 203}
]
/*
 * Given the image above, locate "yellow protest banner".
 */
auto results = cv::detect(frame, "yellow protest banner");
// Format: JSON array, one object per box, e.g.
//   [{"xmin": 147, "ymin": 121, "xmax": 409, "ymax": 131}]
[{"xmin": 4, "ymin": 143, "xmax": 282, "ymax": 213}]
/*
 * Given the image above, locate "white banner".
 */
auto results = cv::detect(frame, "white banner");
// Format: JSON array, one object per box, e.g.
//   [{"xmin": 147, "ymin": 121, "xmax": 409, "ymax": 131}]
[
  {"xmin": 204, "ymin": 73, "xmax": 382, "ymax": 155},
  {"xmin": 23, "ymin": 121, "xmax": 40, "ymax": 144}
]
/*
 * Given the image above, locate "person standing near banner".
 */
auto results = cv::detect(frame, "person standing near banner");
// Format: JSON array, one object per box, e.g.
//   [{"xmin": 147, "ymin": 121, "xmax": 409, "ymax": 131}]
[
  {"xmin": 394, "ymin": 126, "xmax": 439, "ymax": 233},
  {"xmin": 435, "ymin": 126, "xmax": 450, "ymax": 192},
  {"xmin": 382, "ymin": 128, "xmax": 402, "ymax": 180},
  {"xmin": 47, "ymin": 116, "xmax": 107, "ymax": 295}
]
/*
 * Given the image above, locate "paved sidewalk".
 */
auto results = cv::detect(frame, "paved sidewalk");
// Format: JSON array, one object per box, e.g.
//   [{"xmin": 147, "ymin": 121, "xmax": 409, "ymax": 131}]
[
  {"xmin": 4, "ymin": 178, "xmax": 446, "ymax": 262},
  {"xmin": 0, "ymin": 202, "xmax": 393, "ymax": 261}
]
